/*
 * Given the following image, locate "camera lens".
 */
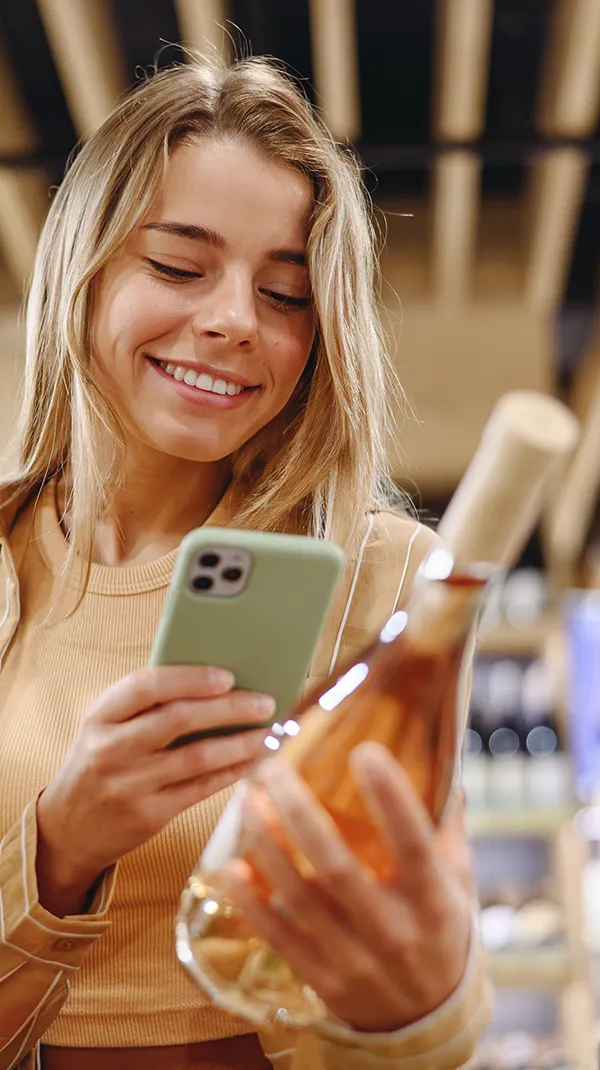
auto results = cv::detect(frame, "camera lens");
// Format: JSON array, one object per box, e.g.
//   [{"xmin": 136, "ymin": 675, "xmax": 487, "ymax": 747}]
[
  {"xmin": 199, "ymin": 552, "xmax": 220, "ymax": 568},
  {"xmin": 192, "ymin": 575, "xmax": 213, "ymax": 591},
  {"xmin": 222, "ymin": 567, "xmax": 243, "ymax": 583}
]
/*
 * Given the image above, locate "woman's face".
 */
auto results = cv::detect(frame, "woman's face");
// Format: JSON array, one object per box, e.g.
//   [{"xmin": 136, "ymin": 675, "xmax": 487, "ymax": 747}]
[{"xmin": 92, "ymin": 139, "xmax": 316, "ymax": 463}]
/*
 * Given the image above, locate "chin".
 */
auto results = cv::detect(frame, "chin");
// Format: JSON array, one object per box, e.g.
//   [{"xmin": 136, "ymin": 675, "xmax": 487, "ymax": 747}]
[{"xmin": 145, "ymin": 425, "xmax": 241, "ymax": 464}]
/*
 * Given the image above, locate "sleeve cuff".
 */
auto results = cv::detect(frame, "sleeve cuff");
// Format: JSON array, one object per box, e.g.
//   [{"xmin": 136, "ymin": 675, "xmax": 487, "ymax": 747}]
[
  {"xmin": 0, "ymin": 799, "xmax": 117, "ymax": 970},
  {"xmin": 313, "ymin": 922, "xmax": 493, "ymax": 1068}
]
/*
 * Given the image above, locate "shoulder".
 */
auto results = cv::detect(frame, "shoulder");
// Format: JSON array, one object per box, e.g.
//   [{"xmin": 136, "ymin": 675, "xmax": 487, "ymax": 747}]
[
  {"xmin": 370, "ymin": 509, "xmax": 440, "ymax": 562},
  {"xmin": 365, "ymin": 510, "xmax": 441, "ymax": 607},
  {"xmin": 310, "ymin": 511, "xmax": 442, "ymax": 678}
]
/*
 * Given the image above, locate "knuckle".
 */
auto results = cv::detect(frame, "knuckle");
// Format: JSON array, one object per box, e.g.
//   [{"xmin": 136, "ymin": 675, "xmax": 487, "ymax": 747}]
[
  {"xmin": 347, "ymin": 959, "xmax": 380, "ymax": 994},
  {"xmin": 86, "ymin": 732, "xmax": 115, "ymax": 776},
  {"xmin": 181, "ymin": 741, "xmax": 209, "ymax": 778},
  {"xmin": 386, "ymin": 923, "xmax": 419, "ymax": 963},
  {"xmin": 129, "ymin": 666, "xmax": 161, "ymax": 708},
  {"xmin": 320, "ymin": 970, "xmax": 351, "ymax": 1008},
  {"xmin": 235, "ymin": 731, "xmax": 265, "ymax": 761},
  {"xmin": 168, "ymin": 699, "xmax": 199, "ymax": 739},
  {"xmin": 318, "ymin": 857, "xmax": 352, "ymax": 889}
]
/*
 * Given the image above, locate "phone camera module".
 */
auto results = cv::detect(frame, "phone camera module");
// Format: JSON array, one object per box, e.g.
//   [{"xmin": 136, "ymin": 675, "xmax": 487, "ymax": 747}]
[
  {"xmin": 192, "ymin": 575, "xmax": 214, "ymax": 591},
  {"xmin": 222, "ymin": 567, "xmax": 243, "ymax": 583},
  {"xmin": 199, "ymin": 552, "xmax": 220, "ymax": 569}
]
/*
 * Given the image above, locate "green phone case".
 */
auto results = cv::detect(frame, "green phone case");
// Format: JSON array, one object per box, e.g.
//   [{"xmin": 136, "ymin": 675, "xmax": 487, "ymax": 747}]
[{"xmin": 150, "ymin": 527, "xmax": 344, "ymax": 740}]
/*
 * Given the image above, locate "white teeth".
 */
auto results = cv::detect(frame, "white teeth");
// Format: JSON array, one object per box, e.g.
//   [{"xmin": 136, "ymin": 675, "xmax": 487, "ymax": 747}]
[{"xmin": 157, "ymin": 360, "xmax": 247, "ymax": 395}]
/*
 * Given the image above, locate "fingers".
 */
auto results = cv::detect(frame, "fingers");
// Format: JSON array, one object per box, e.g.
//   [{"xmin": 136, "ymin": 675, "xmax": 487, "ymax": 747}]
[
  {"xmin": 165, "ymin": 757, "xmax": 258, "ymax": 813},
  {"xmin": 89, "ymin": 665, "xmax": 236, "ymax": 723},
  {"xmin": 254, "ymin": 754, "xmax": 438, "ymax": 955},
  {"xmin": 223, "ymin": 854, "xmax": 406, "ymax": 1032},
  {"xmin": 154, "ymin": 727, "xmax": 268, "ymax": 789},
  {"xmin": 253, "ymin": 760, "xmax": 369, "ymax": 902},
  {"xmin": 141, "ymin": 690, "xmax": 276, "ymax": 751},
  {"xmin": 349, "ymin": 742, "xmax": 438, "ymax": 884},
  {"xmin": 243, "ymin": 788, "xmax": 379, "ymax": 974},
  {"xmin": 222, "ymin": 858, "xmax": 331, "ymax": 993}
]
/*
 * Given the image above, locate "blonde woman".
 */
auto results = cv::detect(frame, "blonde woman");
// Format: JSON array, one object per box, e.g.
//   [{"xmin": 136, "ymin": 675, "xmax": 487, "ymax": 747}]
[{"xmin": 0, "ymin": 57, "xmax": 491, "ymax": 1070}]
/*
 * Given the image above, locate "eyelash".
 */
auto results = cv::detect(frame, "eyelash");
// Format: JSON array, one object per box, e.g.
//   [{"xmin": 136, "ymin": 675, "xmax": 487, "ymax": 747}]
[{"xmin": 145, "ymin": 258, "xmax": 311, "ymax": 311}]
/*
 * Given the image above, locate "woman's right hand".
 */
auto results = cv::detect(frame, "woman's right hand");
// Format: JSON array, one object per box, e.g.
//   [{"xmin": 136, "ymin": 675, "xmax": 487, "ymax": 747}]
[{"xmin": 35, "ymin": 665, "xmax": 274, "ymax": 917}]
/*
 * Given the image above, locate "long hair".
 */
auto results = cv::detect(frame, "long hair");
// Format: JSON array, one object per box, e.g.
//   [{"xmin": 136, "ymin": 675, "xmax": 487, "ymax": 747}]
[{"xmin": 8, "ymin": 54, "xmax": 407, "ymax": 586}]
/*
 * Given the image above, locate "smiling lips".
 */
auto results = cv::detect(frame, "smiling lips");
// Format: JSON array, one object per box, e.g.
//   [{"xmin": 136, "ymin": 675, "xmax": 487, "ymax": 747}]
[{"xmin": 152, "ymin": 359, "xmax": 256, "ymax": 396}]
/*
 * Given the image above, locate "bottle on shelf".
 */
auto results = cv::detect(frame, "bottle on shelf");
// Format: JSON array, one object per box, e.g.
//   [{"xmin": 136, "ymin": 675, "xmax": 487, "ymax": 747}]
[
  {"xmin": 502, "ymin": 568, "xmax": 548, "ymax": 630},
  {"xmin": 462, "ymin": 659, "xmax": 490, "ymax": 810},
  {"xmin": 484, "ymin": 659, "xmax": 527, "ymax": 811},
  {"xmin": 521, "ymin": 660, "xmax": 571, "ymax": 810}
]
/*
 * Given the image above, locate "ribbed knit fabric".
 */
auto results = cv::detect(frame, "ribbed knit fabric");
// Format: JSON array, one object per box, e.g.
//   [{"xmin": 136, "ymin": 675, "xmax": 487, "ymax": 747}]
[
  {"xmin": 0, "ymin": 488, "xmax": 252, "ymax": 1046},
  {"xmin": 0, "ymin": 486, "xmax": 494, "ymax": 1068}
]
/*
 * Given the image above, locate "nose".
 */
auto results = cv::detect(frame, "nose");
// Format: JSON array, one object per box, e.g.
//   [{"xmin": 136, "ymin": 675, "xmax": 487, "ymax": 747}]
[{"xmin": 192, "ymin": 268, "xmax": 258, "ymax": 348}]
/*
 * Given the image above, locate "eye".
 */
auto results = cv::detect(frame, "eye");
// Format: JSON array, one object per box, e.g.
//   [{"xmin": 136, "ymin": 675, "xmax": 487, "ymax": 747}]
[
  {"xmin": 262, "ymin": 289, "xmax": 312, "ymax": 311},
  {"xmin": 145, "ymin": 258, "xmax": 202, "ymax": 281}
]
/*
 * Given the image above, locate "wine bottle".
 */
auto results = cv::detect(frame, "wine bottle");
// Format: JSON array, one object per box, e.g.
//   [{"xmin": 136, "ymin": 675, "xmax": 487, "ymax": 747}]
[
  {"xmin": 177, "ymin": 550, "xmax": 488, "ymax": 1028},
  {"xmin": 175, "ymin": 391, "xmax": 580, "ymax": 1030},
  {"xmin": 485, "ymin": 658, "xmax": 526, "ymax": 810},
  {"xmin": 461, "ymin": 660, "xmax": 490, "ymax": 810},
  {"xmin": 521, "ymin": 659, "xmax": 571, "ymax": 809}
]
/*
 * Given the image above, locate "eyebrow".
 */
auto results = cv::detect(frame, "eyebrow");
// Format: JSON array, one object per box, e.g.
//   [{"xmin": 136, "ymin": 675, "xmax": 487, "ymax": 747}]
[{"xmin": 143, "ymin": 221, "xmax": 307, "ymax": 267}]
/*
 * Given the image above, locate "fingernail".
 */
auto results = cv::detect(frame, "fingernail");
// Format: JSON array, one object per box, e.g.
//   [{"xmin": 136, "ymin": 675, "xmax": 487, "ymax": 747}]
[
  {"xmin": 252, "ymin": 694, "xmax": 277, "ymax": 717},
  {"xmin": 209, "ymin": 668, "xmax": 235, "ymax": 690}
]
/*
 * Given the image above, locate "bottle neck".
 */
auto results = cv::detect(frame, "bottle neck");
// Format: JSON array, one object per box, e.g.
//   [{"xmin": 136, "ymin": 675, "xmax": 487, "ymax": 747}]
[{"xmin": 403, "ymin": 572, "xmax": 487, "ymax": 655}]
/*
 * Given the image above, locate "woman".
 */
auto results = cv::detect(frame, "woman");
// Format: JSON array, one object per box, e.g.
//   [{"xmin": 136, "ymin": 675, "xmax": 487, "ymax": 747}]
[{"xmin": 0, "ymin": 56, "xmax": 491, "ymax": 1070}]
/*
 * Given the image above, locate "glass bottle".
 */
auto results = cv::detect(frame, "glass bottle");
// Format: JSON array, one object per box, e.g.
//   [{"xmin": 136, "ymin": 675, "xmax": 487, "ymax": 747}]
[{"xmin": 175, "ymin": 546, "xmax": 489, "ymax": 1031}]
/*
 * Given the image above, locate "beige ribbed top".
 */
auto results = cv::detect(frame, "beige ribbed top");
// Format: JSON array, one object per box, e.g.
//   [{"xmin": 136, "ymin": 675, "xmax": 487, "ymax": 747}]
[
  {"xmin": 0, "ymin": 484, "xmax": 494, "ymax": 1069},
  {"xmin": 0, "ymin": 487, "xmax": 249, "ymax": 1046}
]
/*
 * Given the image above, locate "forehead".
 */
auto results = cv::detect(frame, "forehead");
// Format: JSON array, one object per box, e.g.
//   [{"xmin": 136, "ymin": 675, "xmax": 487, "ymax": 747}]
[{"xmin": 152, "ymin": 139, "xmax": 314, "ymax": 247}]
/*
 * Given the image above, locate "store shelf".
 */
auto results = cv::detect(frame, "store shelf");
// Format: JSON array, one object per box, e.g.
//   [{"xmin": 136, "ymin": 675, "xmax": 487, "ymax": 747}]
[
  {"xmin": 467, "ymin": 807, "xmax": 572, "ymax": 838},
  {"xmin": 488, "ymin": 947, "xmax": 572, "ymax": 988},
  {"xmin": 477, "ymin": 614, "xmax": 557, "ymax": 656}
]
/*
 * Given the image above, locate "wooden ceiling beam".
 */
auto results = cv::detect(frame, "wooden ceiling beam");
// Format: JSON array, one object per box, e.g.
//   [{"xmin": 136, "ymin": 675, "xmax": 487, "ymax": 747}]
[
  {"xmin": 537, "ymin": 0, "xmax": 600, "ymax": 138},
  {"xmin": 523, "ymin": 148, "xmax": 588, "ymax": 315},
  {"xmin": 432, "ymin": 151, "xmax": 480, "ymax": 303},
  {"xmin": 0, "ymin": 171, "xmax": 48, "ymax": 287},
  {"xmin": 546, "ymin": 333, "xmax": 600, "ymax": 582},
  {"xmin": 0, "ymin": 34, "xmax": 47, "ymax": 289},
  {"xmin": 433, "ymin": 0, "xmax": 494, "ymax": 141},
  {"xmin": 308, "ymin": 0, "xmax": 361, "ymax": 142},
  {"xmin": 36, "ymin": 0, "xmax": 127, "ymax": 138},
  {"xmin": 174, "ymin": 0, "xmax": 230, "ymax": 60}
]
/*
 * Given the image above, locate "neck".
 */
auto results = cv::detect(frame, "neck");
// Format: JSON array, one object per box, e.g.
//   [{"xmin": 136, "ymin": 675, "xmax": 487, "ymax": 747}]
[{"xmin": 59, "ymin": 451, "xmax": 231, "ymax": 567}]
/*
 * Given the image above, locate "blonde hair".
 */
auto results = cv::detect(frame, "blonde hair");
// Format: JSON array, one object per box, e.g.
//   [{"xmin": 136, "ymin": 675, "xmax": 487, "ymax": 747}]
[{"xmin": 10, "ymin": 54, "xmax": 406, "ymax": 582}]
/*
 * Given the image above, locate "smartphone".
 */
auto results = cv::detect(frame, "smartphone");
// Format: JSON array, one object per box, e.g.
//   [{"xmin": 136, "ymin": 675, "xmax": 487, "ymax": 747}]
[{"xmin": 150, "ymin": 527, "xmax": 344, "ymax": 743}]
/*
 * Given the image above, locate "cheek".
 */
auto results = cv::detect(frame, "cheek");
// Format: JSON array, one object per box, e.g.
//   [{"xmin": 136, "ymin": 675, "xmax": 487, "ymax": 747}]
[
  {"xmin": 94, "ymin": 278, "xmax": 182, "ymax": 365},
  {"xmin": 269, "ymin": 318, "xmax": 315, "ymax": 391}
]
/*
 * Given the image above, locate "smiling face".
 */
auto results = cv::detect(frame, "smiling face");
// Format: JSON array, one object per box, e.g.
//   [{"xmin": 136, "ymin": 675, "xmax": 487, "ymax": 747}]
[{"xmin": 91, "ymin": 138, "xmax": 316, "ymax": 464}]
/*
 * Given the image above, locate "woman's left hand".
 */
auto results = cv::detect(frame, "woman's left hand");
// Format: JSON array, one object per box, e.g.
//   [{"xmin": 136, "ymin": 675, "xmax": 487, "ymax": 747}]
[{"xmin": 222, "ymin": 741, "xmax": 474, "ymax": 1034}]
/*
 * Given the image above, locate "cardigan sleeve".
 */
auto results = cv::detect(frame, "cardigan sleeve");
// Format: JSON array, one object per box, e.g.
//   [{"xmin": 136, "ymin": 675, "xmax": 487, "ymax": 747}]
[{"xmin": 0, "ymin": 799, "xmax": 117, "ymax": 1070}]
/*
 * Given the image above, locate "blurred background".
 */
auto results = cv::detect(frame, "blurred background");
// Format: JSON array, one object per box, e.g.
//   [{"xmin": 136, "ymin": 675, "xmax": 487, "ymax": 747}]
[{"xmin": 0, "ymin": 1, "xmax": 600, "ymax": 1066}]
